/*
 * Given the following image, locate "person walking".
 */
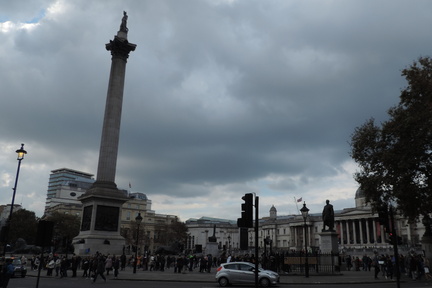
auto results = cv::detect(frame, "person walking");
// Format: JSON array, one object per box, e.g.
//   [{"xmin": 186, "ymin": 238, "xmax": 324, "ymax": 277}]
[{"xmin": 92, "ymin": 256, "xmax": 106, "ymax": 283}]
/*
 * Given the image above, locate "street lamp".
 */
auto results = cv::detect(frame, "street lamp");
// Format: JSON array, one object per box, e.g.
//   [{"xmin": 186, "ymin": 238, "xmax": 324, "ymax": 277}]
[
  {"xmin": 133, "ymin": 212, "xmax": 143, "ymax": 274},
  {"xmin": 300, "ymin": 201, "xmax": 309, "ymax": 278},
  {"xmin": 2, "ymin": 144, "xmax": 27, "ymax": 255}
]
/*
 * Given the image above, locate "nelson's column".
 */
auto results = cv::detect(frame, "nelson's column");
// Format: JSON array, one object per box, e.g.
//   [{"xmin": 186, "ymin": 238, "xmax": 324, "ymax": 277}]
[{"xmin": 73, "ymin": 12, "xmax": 136, "ymax": 255}]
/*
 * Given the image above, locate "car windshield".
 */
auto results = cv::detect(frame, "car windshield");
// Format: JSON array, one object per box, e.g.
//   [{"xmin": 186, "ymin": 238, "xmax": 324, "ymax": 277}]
[{"xmin": 11, "ymin": 259, "xmax": 21, "ymax": 265}]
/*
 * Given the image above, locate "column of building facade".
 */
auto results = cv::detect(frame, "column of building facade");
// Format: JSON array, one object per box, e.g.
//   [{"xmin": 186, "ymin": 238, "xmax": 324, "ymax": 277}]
[
  {"xmin": 346, "ymin": 220, "xmax": 351, "ymax": 245},
  {"xmin": 339, "ymin": 221, "xmax": 344, "ymax": 245},
  {"xmin": 365, "ymin": 219, "xmax": 370, "ymax": 244},
  {"xmin": 380, "ymin": 223, "xmax": 384, "ymax": 243},
  {"xmin": 353, "ymin": 220, "xmax": 357, "ymax": 244},
  {"xmin": 372, "ymin": 219, "xmax": 377, "ymax": 244}
]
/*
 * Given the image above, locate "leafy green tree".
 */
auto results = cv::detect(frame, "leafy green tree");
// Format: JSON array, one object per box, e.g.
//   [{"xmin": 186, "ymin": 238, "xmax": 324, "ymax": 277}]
[
  {"xmin": 44, "ymin": 211, "xmax": 80, "ymax": 252},
  {"xmin": 350, "ymin": 57, "xmax": 432, "ymax": 235},
  {"xmin": 8, "ymin": 209, "xmax": 38, "ymax": 246}
]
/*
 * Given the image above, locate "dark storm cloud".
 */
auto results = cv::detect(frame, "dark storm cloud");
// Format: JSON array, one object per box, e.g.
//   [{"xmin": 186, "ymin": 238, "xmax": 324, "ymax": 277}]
[{"xmin": 1, "ymin": 0, "xmax": 432, "ymax": 220}]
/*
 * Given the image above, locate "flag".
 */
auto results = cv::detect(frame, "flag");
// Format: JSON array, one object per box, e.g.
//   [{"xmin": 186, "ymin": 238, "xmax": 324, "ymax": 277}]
[
  {"xmin": 129, "ymin": 182, "xmax": 132, "ymax": 188},
  {"xmin": 297, "ymin": 197, "xmax": 302, "ymax": 202}
]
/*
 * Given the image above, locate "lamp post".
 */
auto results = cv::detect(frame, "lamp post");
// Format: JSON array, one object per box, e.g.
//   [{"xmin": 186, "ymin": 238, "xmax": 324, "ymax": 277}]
[
  {"xmin": 133, "ymin": 212, "xmax": 143, "ymax": 274},
  {"xmin": 2, "ymin": 144, "xmax": 27, "ymax": 255},
  {"xmin": 300, "ymin": 202, "xmax": 309, "ymax": 278}
]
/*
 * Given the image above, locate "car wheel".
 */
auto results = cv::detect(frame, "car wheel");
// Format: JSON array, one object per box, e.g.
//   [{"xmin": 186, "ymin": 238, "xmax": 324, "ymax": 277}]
[
  {"xmin": 260, "ymin": 277, "xmax": 270, "ymax": 287},
  {"xmin": 218, "ymin": 277, "xmax": 229, "ymax": 287}
]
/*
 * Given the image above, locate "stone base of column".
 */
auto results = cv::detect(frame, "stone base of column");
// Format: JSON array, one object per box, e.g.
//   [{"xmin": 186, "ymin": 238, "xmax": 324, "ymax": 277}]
[
  {"xmin": 319, "ymin": 231, "xmax": 339, "ymax": 254},
  {"xmin": 74, "ymin": 185, "xmax": 129, "ymax": 256},
  {"xmin": 73, "ymin": 233, "xmax": 125, "ymax": 256}
]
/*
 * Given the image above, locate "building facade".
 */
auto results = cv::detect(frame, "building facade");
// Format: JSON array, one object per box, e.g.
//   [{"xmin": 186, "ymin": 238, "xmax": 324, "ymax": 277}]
[{"xmin": 185, "ymin": 189, "xmax": 425, "ymax": 257}]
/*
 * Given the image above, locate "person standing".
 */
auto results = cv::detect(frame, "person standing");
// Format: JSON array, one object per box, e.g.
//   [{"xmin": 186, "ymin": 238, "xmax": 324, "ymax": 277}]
[
  {"xmin": 105, "ymin": 255, "xmax": 113, "ymax": 275},
  {"xmin": 2, "ymin": 258, "xmax": 14, "ymax": 288},
  {"xmin": 113, "ymin": 256, "xmax": 120, "ymax": 279},
  {"xmin": 373, "ymin": 251, "xmax": 381, "ymax": 279}
]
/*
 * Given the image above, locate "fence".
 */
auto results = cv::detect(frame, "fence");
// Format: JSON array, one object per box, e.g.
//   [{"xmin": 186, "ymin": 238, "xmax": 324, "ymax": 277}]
[{"xmin": 282, "ymin": 253, "xmax": 340, "ymax": 274}]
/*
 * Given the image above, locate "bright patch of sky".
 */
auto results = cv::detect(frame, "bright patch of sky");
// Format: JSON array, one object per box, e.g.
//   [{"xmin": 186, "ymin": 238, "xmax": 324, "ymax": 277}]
[{"xmin": 27, "ymin": 9, "xmax": 46, "ymax": 23}]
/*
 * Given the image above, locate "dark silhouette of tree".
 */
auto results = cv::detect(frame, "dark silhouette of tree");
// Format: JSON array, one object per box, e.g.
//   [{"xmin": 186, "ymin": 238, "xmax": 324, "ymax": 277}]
[
  {"xmin": 350, "ymin": 57, "xmax": 432, "ymax": 235},
  {"xmin": 44, "ymin": 211, "xmax": 80, "ymax": 252},
  {"xmin": 7, "ymin": 209, "xmax": 38, "ymax": 246}
]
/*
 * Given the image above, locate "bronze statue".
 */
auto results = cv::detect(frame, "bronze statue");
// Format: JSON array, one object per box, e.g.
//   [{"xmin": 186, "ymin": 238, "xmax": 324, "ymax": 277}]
[
  {"xmin": 119, "ymin": 11, "xmax": 128, "ymax": 32},
  {"xmin": 322, "ymin": 199, "xmax": 335, "ymax": 231},
  {"xmin": 208, "ymin": 224, "xmax": 217, "ymax": 242}
]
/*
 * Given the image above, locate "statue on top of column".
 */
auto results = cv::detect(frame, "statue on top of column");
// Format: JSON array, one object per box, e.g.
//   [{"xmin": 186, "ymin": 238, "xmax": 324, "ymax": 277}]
[
  {"xmin": 208, "ymin": 224, "xmax": 217, "ymax": 242},
  {"xmin": 119, "ymin": 11, "xmax": 128, "ymax": 33}
]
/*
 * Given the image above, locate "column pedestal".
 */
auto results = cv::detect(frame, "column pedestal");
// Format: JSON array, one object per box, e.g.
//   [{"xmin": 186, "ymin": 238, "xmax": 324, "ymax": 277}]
[
  {"xmin": 319, "ymin": 231, "xmax": 339, "ymax": 254},
  {"xmin": 205, "ymin": 242, "xmax": 219, "ymax": 258}
]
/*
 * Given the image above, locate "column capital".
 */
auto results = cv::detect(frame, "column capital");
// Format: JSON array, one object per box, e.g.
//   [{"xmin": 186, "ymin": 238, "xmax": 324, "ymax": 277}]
[{"xmin": 106, "ymin": 36, "xmax": 137, "ymax": 61}]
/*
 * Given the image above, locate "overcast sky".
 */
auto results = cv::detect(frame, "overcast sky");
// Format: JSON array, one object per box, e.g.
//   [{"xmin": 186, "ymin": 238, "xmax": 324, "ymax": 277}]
[{"xmin": 1, "ymin": 0, "xmax": 431, "ymax": 222}]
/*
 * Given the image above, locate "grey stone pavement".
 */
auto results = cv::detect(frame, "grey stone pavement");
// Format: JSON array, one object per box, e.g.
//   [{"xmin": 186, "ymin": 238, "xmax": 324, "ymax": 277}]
[{"xmin": 26, "ymin": 267, "xmax": 423, "ymax": 285}]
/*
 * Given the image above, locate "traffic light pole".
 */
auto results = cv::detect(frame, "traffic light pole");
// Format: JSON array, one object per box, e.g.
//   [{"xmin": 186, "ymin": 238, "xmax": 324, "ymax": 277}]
[{"xmin": 254, "ymin": 195, "xmax": 259, "ymax": 288}]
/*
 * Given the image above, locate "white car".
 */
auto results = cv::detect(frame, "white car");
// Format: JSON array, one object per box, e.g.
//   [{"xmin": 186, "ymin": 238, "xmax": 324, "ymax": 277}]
[{"xmin": 215, "ymin": 261, "xmax": 279, "ymax": 287}]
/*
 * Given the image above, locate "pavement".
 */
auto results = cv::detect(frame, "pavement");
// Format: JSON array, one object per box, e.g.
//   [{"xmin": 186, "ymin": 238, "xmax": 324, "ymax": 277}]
[{"xmin": 25, "ymin": 266, "xmax": 428, "ymax": 285}]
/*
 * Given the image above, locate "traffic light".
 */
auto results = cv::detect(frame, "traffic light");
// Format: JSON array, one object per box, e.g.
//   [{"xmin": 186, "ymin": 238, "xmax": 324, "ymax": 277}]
[
  {"xmin": 237, "ymin": 193, "xmax": 253, "ymax": 228},
  {"xmin": 388, "ymin": 232, "xmax": 394, "ymax": 244},
  {"xmin": 239, "ymin": 228, "xmax": 248, "ymax": 250},
  {"xmin": 377, "ymin": 204, "xmax": 390, "ymax": 232}
]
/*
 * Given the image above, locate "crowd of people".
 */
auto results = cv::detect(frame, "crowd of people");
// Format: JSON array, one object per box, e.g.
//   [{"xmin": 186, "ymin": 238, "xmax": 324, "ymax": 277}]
[
  {"xmin": 2, "ymin": 249, "xmax": 432, "ymax": 284},
  {"xmin": 344, "ymin": 251, "xmax": 432, "ymax": 281},
  {"xmin": 3, "ymin": 251, "xmax": 251, "ymax": 283}
]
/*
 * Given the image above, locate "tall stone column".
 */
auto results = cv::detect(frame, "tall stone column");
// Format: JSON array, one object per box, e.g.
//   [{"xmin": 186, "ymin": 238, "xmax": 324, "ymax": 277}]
[{"xmin": 74, "ymin": 12, "xmax": 136, "ymax": 256}]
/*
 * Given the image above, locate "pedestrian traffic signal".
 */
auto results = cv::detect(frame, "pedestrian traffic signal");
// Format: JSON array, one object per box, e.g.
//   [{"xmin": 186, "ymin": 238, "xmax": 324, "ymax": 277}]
[{"xmin": 237, "ymin": 193, "xmax": 253, "ymax": 228}]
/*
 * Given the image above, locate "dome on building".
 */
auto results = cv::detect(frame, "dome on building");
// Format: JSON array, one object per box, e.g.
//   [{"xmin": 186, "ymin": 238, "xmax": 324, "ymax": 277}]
[
  {"xmin": 270, "ymin": 205, "xmax": 277, "ymax": 212},
  {"xmin": 355, "ymin": 187, "xmax": 365, "ymax": 199}
]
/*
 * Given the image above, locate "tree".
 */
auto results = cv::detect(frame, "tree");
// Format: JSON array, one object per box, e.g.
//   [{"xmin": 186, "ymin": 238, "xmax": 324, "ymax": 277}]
[
  {"xmin": 350, "ymin": 57, "xmax": 432, "ymax": 235},
  {"xmin": 44, "ymin": 211, "xmax": 80, "ymax": 252},
  {"xmin": 7, "ymin": 209, "xmax": 38, "ymax": 246}
]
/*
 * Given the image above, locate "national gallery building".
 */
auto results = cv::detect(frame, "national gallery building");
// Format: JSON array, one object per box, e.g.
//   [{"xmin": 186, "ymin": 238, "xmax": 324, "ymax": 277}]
[{"xmin": 185, "ymin": 189, "xmax": 425, "ymax": 255}]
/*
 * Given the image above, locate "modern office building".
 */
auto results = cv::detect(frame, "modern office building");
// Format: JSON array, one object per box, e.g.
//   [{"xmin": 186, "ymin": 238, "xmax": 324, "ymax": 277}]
[{"xmin": 45, "ymin": 168, "xmax": 95, "ymax": 214}]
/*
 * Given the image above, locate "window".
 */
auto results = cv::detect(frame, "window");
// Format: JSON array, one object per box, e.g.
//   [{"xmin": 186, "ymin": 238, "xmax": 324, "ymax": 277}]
[
  {"xmin": 239, "ymin": 264, "xmax": 253, "ymax": 271},
  {"xmin": 225, "ymin": 264, "xmax": 238, "ymax": 270}
]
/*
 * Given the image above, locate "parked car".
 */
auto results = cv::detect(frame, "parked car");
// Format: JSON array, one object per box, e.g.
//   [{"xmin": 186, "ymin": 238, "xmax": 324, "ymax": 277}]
[
  {"xmin": 215, "ymin": 262, "xmax": 279, "ymax": 287},
  {"xmin": 6, "ymin": 257, "xmax": 27, "ymax": 278}
]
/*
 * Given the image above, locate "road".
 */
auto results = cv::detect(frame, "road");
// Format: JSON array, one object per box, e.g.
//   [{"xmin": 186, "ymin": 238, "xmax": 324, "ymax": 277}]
[{"xmin": 8, "ymin": 276, "xmax": 432, "ymax": 288}]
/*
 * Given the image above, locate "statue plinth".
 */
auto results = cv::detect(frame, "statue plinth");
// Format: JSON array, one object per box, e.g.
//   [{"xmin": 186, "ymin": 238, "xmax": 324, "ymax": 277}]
[
  {"xmin": 319, "ymin": 230, "xmax": 339, "ymax": 254},
  {"xmin": 205, "ymin": 242, "xmax": 219, "ymax": 257}
]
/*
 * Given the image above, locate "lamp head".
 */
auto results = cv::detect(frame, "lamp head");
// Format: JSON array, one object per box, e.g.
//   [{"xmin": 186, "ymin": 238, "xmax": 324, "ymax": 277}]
[
  {"xmin": 300, "ymin": 201, "xmax": 309, "ymax": 219},
  {"xmin": 16, "ymin": 143, "xmax": 27, "ymax": 160},
  {"xmin": 136, "ymin": 212, "xmax": 143, "ymax": 224}
]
